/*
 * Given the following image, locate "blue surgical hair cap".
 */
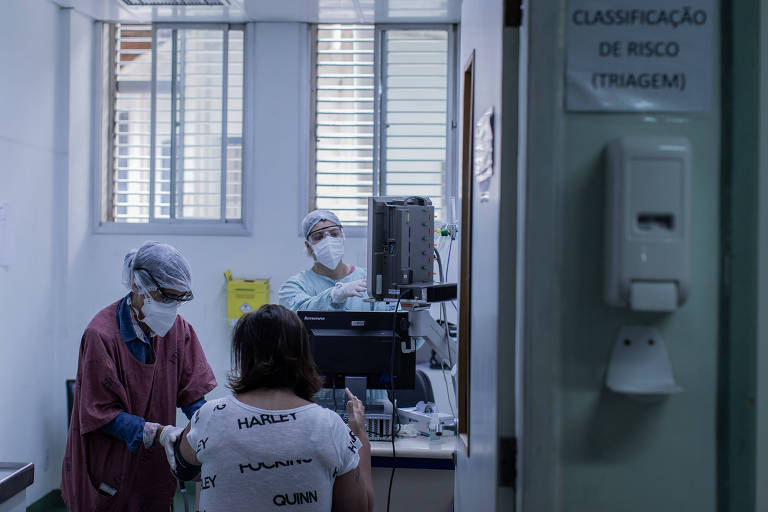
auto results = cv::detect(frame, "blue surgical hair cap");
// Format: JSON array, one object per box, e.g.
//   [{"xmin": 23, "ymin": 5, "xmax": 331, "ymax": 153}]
[{"xmin": 301, "ymin": 209, "xmax": 342, "ymax": 239}]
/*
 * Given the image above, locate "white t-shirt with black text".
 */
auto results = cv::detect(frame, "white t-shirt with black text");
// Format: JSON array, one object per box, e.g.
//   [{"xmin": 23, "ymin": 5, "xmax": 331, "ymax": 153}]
[{"xmin": 186, "ymin": 395, "xmax": 363, "ymax": 512}]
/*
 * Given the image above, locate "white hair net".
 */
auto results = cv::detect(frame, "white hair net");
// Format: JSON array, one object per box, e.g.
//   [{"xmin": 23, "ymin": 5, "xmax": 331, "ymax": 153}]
[
  {"xmin": 301, "ymin": 209, "xmax": 342, "ymax": 239},
  {"xmin": 121, "ymin": 241, "xmax": 192, "ymax": 296}
]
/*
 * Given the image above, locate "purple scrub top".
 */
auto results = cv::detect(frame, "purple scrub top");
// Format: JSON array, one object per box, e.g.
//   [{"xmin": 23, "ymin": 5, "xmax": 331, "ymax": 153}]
[{"xmin": 61, "ymin": 300, "xmax": 217, "ymax": 511}]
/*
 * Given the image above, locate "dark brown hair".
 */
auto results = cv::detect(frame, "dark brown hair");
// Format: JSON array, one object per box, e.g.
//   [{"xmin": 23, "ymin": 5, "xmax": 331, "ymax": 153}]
[{"xmin": 227, "ymin": 304, "xmax": 323, "ymax": 400}]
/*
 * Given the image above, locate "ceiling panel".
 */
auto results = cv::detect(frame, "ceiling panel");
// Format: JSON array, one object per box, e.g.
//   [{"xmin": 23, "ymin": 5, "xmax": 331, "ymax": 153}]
[{"xmin": 51, "ymin": 0, "xmax": 460, "ymax": 23}]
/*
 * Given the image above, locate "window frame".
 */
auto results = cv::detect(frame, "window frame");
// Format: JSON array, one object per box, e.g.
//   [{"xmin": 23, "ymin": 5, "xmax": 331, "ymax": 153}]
[
  {"xmin": 91, "ymin": 21, "xmax": 252, "ymax": 236},
  {"xmin": 306, "ymin": 23, "xmax": 458, "ymax": 237}
]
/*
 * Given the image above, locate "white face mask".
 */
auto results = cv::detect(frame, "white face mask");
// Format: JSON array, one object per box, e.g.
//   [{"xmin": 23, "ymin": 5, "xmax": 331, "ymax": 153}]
[
  {"xmin": 312, "ymin": 236, "xmax": 344, "ymax": 270},
  {"xmin": 141, "ymin": 296, "xmax": 180, "ymax": 337}
]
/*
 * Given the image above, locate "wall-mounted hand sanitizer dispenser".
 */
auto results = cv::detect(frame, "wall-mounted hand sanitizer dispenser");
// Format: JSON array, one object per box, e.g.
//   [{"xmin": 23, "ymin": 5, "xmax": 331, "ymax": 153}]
[{"xmin": 604, "ymin": 136, "xmax": 691, "ymax": 312}]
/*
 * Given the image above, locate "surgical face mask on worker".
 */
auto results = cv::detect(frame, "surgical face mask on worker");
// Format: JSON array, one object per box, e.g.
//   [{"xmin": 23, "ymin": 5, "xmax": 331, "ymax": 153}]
[
  {"xmin": 312, "ymin": 236, "xmax": 345, "ymax": 270},
  {"xmin": 140, "ymin": 295, "xmax": 180, "ymax": 337}
]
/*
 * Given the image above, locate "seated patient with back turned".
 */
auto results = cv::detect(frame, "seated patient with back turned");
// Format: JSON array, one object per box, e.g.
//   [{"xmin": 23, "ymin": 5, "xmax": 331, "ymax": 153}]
[{"xmin": 160, "ymin": 304, "xmax": 374, "ymax": 512}]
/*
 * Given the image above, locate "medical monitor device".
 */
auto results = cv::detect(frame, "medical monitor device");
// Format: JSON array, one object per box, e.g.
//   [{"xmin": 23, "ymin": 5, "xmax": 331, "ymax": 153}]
[
  {"xmin": 297, "ymin": 310, "xmax": 415, "ymax": 390},
  {"xmin": 367, "ymin": 196, "xmax": 435, "ymax": 302}
]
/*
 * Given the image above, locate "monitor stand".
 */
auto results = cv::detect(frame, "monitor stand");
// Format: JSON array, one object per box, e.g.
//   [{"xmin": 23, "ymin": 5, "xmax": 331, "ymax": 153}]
[
  {"xmin": 345, "ymin": 376, "xmax": 368, "ymax": 407},
  {"xmin": 341, "ymin": 377, "xmax": 394, "ymax": 414}
]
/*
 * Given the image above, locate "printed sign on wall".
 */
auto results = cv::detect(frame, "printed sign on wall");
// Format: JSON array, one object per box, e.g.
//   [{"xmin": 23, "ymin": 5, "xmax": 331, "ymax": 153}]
[
  {"xmin": 566, "ymin": 1, "xmax": 713, "ymax": 111},
  {"xmin": 474, "ymin": 107, "xmax": 494, "ymax": 202}
]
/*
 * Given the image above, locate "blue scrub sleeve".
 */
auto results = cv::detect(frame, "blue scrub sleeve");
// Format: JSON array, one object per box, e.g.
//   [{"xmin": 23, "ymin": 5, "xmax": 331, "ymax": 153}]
[
  {"xmin": 181, "ymin": 398, "xmax": 206, "ymax": 420},
  {"xmin": 100, "ymin": 412, "xmax": 145, "ymax": 452},
  {"xmin": 100, "ymin": 399, "xmax": 205, "ymax": 451},
  {"xmin": 278, "ymin": 278, "xmax": 343, "ymax": 311}
]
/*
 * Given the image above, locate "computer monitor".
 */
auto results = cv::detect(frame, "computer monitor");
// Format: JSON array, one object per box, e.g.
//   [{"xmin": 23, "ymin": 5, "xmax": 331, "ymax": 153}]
[
  {"xmin": 367, "ymin": 196, "xmax": 435, "ymax": 302},
  {"xmin": 297, "ymin": 310, "xmax": 416, "ymax": 390}
]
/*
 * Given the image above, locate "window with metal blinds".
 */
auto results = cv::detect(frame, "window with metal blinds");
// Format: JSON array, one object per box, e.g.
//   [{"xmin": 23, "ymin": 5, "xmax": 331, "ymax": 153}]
[
  {"xmin": 112, "ymin": 24, "xmax": 152, "ymax": 223},
  {"xmin": 108, "ymin": 23, "xmax": 244, "ymax": 224},
  {"xmin": 313, "ymin": 25, "xmax": 376, "ymax": 227},
  {"xmin": 382, "ymin": 29, "xmax": 448, "ymax": 220},
  {"xmin": 312, "ymin": 25, "xmax": 451, "ymax": 226}
]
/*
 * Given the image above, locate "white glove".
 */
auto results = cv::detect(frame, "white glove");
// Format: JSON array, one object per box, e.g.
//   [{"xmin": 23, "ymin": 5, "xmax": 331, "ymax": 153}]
[
  {"xmin": 157, "ymin": 425, "xmax": 185, "ymax": 474},
  {"xmin": 330, "ymin": 279, "xmax": 367, "ymax": 304},
  {"xmin": 142, "ymin": 421, "xmax": 161, "ymax": 449}
]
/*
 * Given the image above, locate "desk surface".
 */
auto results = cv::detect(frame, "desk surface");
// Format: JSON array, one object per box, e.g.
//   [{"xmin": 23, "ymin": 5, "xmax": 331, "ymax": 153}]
[{"xmin": 370, "ymin": 435, "xmax": 456, "ymax": 459}]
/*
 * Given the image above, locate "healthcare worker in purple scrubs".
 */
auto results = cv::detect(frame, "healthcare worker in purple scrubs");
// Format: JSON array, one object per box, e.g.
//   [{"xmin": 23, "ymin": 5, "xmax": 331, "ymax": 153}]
[{"xmin": 61, "ymin": 241, "xmax": 217, "ymax": 511}]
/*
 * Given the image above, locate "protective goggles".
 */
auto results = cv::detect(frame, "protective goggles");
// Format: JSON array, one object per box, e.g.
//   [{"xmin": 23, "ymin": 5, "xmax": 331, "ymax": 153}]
[
  {"xmin": 134, "ymin": 267, "xmax": 194, "ymax": 303},
  {"xmin": 306, "ymin": 224, "xmax": 343, "ymax": 244}
]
